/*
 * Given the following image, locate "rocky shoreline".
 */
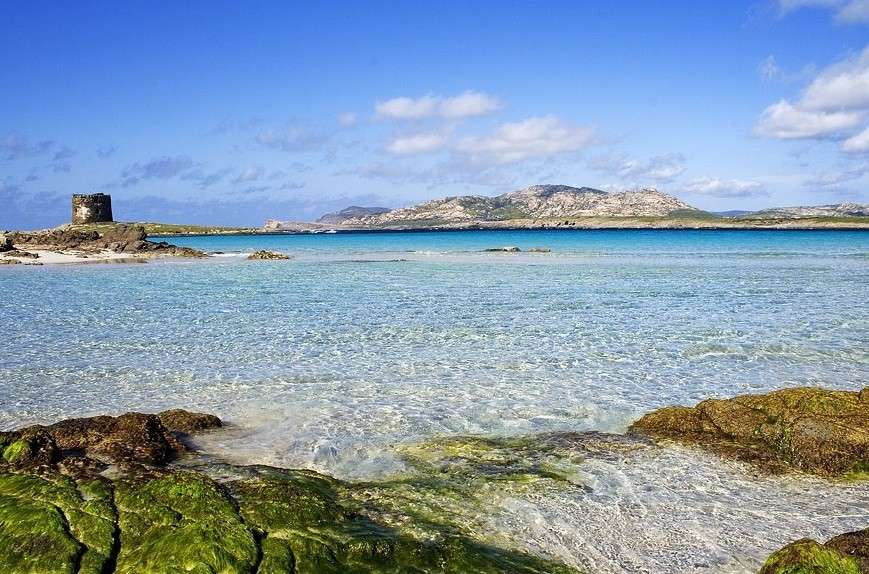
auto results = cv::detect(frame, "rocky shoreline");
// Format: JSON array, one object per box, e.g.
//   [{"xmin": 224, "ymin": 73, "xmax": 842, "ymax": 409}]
[
  {"xmin": 0, "ymin": 224, "xmax": 206, "ymax": 265},
  {"xmin": 1, "ymin": 386, "xmax": 866, "ymax": 573}
]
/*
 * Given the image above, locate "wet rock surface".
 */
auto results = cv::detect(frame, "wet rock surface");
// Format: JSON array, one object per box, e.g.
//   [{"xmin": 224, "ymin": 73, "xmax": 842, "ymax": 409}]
[
  {"xmin": 758, "ymin": 528, "xmax": 868, "ymax": 573},
  {"xmin": 248, "ymin": 249, "xmax": 292, "ymax": 260},
  {"xmin": 6, "ymin": 224, "xmax": 205, "ymax": 258},
  {"xmin": 629, "ymin": 386, "xmax": 869, "ymax": 476},
  {"xmin": 0, "ymin": 410, "xmax": 579, "ymax": 574}
]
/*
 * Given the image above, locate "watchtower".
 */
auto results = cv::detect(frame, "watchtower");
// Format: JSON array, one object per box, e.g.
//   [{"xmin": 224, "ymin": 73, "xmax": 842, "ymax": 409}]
[{"xmin": 72, "ymin": 193, "xmax": 113, "ymax": 224}]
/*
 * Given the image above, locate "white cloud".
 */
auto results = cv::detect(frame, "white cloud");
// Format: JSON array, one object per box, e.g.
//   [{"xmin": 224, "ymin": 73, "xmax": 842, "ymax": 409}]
[
  {"xmin": 439, "ymin": 91, "xmax": 503, "ymax": 119},
  {"xmin": 801, "ymin": 48, "xmax": 869, "ymax": 110},
  {"xmin": 778, "ymin": 0, "xmax": 869, "ymax": 23},
  {"xmin": 755, "ymin": 100, "xmax": 863, "ymax": 139},
  {"xmin": 338, "ymin": 112, "xmax": 358, "ymax": 127},
  {"xmin": 589, "ymin": 153, "xmax": 686, "ymax": 183},
  {"xmin": 837, "ymin": 0, "xmax": 869, "ymax": 22},
  {"xmin": 683, "ymin": 177, "xmax": 768, "ymax": 198},
  {"xmin": 843, "ymin": 125, "xmax": 869, "ymax": 152},
  {"xmin": 386, "ymin": 132, "xmax": 448, "ymax": 155},
  {"xmin": 456, "ymin": 116, "xmax": 594, "ymax": 164},
  {"xmin": 375, "ymin": 91, "xmax": 502, "ymax": 120},
  {"xmin": 755, "ymin": 47, "xmax": 869, "ymax": 150}
]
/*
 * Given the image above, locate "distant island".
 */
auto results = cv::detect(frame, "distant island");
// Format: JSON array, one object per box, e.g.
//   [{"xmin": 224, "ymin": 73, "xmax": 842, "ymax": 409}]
[{"xmin": 264, "ymin": 185, "xmax": 869, "ymax": 232}]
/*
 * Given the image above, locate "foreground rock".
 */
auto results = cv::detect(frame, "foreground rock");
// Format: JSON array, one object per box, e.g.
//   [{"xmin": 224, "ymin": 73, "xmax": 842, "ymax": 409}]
[
  {"xmin": 248, "ymin": 249, "xmax": 291, "ymax": 260},
  {"xmin": 629, "ymin": 387, "xmax": 869, "ymax": 477},
  {"xmin": 758, "ymin": 528, "xmax": 868, "ymax": 573},
  {"xmin": 5, "ymin": 224, "xmax": 205, "ymax": 259},
  {"xmin": 0, "ymin": 411, "xmax": 578, "ymax": 574}
]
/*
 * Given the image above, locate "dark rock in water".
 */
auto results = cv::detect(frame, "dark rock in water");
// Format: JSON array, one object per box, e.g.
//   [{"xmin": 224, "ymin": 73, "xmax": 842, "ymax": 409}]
[
  {"xmin": 484, "ymin": 246, "xmax": 521, "ymax": 252},
  {"xmin": 5, "ymin": 409, "xmax": 217, "ymax": 466},
  {"xmin": 158, "ymin": 408, "xmax": 222, "ymax": 434},
  {"xmin": 0, "ymin": 410, "xmax": 580, "ymax": 574},
  {"xmin": 759, "ymin": 528, "xmax": 868, "ymax": 573},
  {"xmin": 629, "ymin": 387, "xmax": 869, "ymax": 477},
  {"xmin": 4, "ymin": 250, "xmax": 39, "ymax": 258},
  {"xmin": 0, "ymin": 258, "xmax": 21, "ymax": 265},
  {"xmin": 40, "ymin": 412, "xmax": 183, "ymax": 465},
  {"xmin": 248, "ymin": 249, "xmax": 291, "ymax": 260}
]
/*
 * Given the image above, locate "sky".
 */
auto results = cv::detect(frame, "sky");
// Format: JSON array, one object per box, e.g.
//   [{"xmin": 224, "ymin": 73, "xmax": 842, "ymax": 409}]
[{"xmin": 2, "ymin": 1, "xmax": 869, "ymax": 229}]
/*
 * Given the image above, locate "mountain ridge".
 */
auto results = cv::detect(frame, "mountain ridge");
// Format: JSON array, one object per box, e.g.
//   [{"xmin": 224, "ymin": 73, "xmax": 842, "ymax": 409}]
[{"xmin": 333, "ymin": 185, "xmax": 697, "ymax": 226}]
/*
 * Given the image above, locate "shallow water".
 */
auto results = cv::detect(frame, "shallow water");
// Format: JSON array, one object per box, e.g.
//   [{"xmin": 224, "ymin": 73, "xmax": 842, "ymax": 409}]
[{"xmin": 1, "ymin": 229, "xmax": 867, "ymax": 572}]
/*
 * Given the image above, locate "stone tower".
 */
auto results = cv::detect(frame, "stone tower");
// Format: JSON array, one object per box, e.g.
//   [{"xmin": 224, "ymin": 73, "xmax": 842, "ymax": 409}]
[{"xmin": 72, "ymin": 193, "xmax": 113, "ymax": 224}]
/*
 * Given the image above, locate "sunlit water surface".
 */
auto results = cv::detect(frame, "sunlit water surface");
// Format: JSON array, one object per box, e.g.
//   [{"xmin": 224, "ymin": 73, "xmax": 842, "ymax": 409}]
[{"xmin": 2, "ymin": 229, "xmax": 867, "ymax": 572}]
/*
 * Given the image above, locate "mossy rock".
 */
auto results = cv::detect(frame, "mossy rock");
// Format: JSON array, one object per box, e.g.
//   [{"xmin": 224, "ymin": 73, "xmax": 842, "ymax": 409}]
[
  {"xmin": 233, "ymin": 467, "xmax": 577, "ymax": 574},
  {"xmin": 759, "ymin": 528, "xmax": 869, "ymax": 573},
  {"xmin": 0, "ymin": 472, "xmax": 116, "ymax": 574},
  {"xmin": 113, "ymin": 471, "xmax": 259, "ymax": 573},
  {"xmin": 629, "ymin": 387, "xmax": 869, "ymax": 476}
]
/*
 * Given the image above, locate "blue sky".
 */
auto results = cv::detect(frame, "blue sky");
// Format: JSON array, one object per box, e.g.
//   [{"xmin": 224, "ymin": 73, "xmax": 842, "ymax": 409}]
[{"xmin": 2, "ymin": 1, "xmax": 869, "ymax": 228}]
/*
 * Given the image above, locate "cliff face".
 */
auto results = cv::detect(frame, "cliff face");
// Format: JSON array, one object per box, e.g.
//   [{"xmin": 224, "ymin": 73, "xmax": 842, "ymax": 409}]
[{"xmin": 333, "ymin": 185, "xmax": 696, "ymax": 226}]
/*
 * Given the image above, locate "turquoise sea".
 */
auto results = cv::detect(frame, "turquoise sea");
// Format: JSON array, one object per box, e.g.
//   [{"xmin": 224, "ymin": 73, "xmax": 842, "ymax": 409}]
[{"xmin": 2, "ymin": 229, "xmax": 868, "ymax": 573}]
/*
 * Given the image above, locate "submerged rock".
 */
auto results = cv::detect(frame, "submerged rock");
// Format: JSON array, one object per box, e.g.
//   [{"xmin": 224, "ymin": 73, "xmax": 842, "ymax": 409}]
[
  {"xmin": 629, "ymin": 386, "xmax": 869, "ymax": 477},
  {"xmin": 0, "ymin": 411, "xmax": 580, "ymax": 574},
  {"xmin": 484, "ymin": 246, "xmax": 521, "ymax": 252},
  {"xmin": 758, "ymin": 528, "xmax": 868, "ymax": 573},
  {"xmin": 248, "ymin": 249, "xmax": 292, "ymax": 260}
]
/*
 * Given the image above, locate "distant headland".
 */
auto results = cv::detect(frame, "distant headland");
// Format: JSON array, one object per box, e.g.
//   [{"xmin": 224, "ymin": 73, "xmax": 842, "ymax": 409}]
[{"xmin": 264, "ymin": 185, "xmax": 869, "ymax": 232}]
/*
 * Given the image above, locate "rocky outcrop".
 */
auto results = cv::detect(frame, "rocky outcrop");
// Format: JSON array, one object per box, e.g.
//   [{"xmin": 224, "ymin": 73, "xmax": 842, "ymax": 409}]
[
  {"xmin": 758, "ymin": 528, "xmax": 868, "ymax": 573},
  {"xmin": 248, "ymin": 250, "xmax": 291, "ymax": 260},
  {"xmin": 629, "ymin": 387, "xmax": 869, "ymax": 476},
  {"xmin": 0, "ymin": 233, "xmax": 12, "ymax": 252},
  {"xmin": 1, "ymin": 409, "xmax": 221, "ymax": 468},
  {"xmin": 0, "ymin": 411, "xmax": 579, "ymax": 574},
  {"xmin": 6, "ymin": 224, "xmax": 205, "ymax": 258}
]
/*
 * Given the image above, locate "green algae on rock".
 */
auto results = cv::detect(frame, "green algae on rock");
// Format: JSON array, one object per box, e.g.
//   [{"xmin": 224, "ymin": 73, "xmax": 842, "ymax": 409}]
[
  {"xmin": 0, "ymin": 472, "xmax": 117, "ymax": 574},
  {"xmin": 0, "ymin": 410, "xmax": 580, "ymax": 574},
  {"xmin": 758, "ymin": 528, "xmax": 868, "ymax": 574},
  {"xmin": 629, "ymin": 387, "xmax": 869, "ymax": 477}
]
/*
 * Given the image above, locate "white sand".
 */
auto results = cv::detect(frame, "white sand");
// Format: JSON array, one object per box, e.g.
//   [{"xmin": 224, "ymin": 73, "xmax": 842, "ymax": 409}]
[{"xmin": 0, "ymin": 249, "xmax": 149, "ymax": 265}]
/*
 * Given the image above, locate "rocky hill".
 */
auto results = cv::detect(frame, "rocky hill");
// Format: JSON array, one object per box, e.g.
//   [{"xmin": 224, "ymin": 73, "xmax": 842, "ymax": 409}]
[
  {"xmin": 742, "ymin": 202, "xmax": 869, "ymax": 219},
  {"xmin": 330, "ymin": 185, "xmax": 697, "ymax": 227},
  {"xmin": 317, "ymin": 205, "xmax": 391, "ymax": 224}
]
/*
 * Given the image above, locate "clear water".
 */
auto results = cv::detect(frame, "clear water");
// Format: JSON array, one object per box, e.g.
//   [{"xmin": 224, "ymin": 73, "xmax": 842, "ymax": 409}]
[{"xmin": 1, "ymin": 229, "xmax": 867, "ymax": 572}]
